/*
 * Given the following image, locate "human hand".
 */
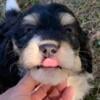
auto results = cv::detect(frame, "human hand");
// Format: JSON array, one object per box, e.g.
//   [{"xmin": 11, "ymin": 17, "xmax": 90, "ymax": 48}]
[
  {"xmin": 0, "ymin": 73, "xmax": 74, "ymax": 100},
  {"xmin": 44, "ymin": 82, "xmax": 74, "ymax": 100},
  {"xmin": 0, "ymin": 73, "xmax": 51, "ymax": 100}
]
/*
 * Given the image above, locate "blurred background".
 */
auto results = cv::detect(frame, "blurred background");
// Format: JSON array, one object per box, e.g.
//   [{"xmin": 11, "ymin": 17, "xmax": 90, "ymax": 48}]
[{"xmin": 0, "ymin": 0, "xmax": 100, "ymax": 99}]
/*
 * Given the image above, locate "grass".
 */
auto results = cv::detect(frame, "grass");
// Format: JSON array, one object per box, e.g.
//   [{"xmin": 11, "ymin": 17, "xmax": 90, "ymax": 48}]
[{"xmin": 0, "ymin": 0, "xmax": 100, "ymax": 99}]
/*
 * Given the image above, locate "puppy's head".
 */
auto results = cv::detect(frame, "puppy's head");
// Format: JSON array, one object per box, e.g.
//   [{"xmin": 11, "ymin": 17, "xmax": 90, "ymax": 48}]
[{"xmin": 1, "ymin": 0, "xmax": 92, "ymax": 85}]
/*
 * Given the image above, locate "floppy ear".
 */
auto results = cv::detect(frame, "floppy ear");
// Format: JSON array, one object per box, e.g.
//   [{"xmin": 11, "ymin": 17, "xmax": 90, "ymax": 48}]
[
  {"xmin": 78, "ymin": 29, "xmax": 92, "ymax": 73},
  {"xmin": 0, "ymin": 0, "xmax": 21, "ymax": 34},
  {"xmin": 0, "ymin": 0, "xmax": 22, "ymax": 66},
  {"xmin": 0, "ymin": 0, "xmax": 21, "ymax": 93},
  {"xmin": 0, "ymin": 38, "xmax": 20, "ymax": 93},
  {"xmin": 0, "ymin": 0, "xmax": 21, "ymax": 63},
  {"xmin": 6, "ymin": 0, "xmax": 21, "ymax": 16}
]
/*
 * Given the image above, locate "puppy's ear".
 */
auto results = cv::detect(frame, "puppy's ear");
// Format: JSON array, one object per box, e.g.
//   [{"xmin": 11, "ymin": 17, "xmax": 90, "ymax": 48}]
[
  {"xmin": 0, "ymin": 1, "xmax": 20, "ymax": 69},
  {"xmin": 78, "ymin": 30, "xmax": 92, "ymax": 73},
  {"xmin": 0, "ymin": 39, "xmax": 20, "ymax": 92},
  {"xmin": 5, "ymin": 0, "xmax": 21, "ymax": 17},
  {"xmin": 0, "ymin": 0, "xmax": 21, "ymax": 36}
]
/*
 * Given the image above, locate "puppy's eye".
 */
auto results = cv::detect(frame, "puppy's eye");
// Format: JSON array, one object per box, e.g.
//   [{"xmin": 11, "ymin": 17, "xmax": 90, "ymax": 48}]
[
  {"xmin": 66, "ymin": 27, "xmax": 73, "ymax": 33},
  {"xmin": 25, "ymin": 25, "xmax": 33, "ymax": 33},
  {"xmin": 65, "ymin": 26, "xmax": 73, "ymax": 33}
]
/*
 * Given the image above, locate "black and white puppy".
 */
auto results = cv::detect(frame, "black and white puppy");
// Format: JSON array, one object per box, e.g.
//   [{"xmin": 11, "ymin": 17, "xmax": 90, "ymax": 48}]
[{"xmin": 0, "ymin": 0, "xmax": 93, "ymax": 99}]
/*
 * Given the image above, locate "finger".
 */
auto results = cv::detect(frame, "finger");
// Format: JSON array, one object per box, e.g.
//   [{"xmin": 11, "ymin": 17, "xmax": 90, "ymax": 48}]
[
  {"xmin": 46, "ymin": 82, "xmax": 67, "ymax": 100},
  {"xmin": 32, "ymin": 85, "xmax": 51, "ymax": 100},
  {"xmin": 48, "ymin": 88, "xmax": 60, "ymax": 99},
  {"xmin": 56, "ymin": 81, "xmax": 67, "ymax": 92},
  {"xmin": 44, "ymin": 97, "xmax": 50, "ymax": 100},
  {"xmin": 59, "ymin": 87, "xmax": 74, "ymax": 100},
  {"xmin": 16, "ymin": 72, "xmax": 39, "ymax": 93}
]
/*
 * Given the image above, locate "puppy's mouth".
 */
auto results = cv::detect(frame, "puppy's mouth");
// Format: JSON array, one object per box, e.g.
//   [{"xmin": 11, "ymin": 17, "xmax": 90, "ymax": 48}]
[{"xmin": 34, "ymin": 57, "xmax": 62, "ymax": 69}]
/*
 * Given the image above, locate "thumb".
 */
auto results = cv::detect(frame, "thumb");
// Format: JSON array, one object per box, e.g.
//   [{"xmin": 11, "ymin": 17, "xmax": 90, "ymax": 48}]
[{"xmin": 16, "ymin": 72, "xmax": 39, "ymax": 93}]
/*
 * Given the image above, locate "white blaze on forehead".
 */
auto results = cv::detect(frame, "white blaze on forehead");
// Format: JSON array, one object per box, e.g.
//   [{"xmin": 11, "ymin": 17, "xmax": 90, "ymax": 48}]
[
  {"xmin": 6, "ymin": 0, "xmax": 20, "ymax": 11},
  {"xmin": 23, "ymin": 13, "xmax": 39, "ymax": 25},
  {"xmin": 60, "ymin": 13, "xmax": 75, "ymax": 25}
]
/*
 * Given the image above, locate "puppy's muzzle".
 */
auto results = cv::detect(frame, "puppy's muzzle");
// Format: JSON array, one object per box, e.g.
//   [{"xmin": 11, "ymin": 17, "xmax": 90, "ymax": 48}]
[{"xmin": 39, "ymin": 43, "xmax": 59, "ymax": 57}]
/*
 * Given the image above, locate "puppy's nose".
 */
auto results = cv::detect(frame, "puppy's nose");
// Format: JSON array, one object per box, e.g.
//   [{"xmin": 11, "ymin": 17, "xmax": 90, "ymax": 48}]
[{"xmin": 39, "ymin": 44, "xmax": 58, "ymax": 57}]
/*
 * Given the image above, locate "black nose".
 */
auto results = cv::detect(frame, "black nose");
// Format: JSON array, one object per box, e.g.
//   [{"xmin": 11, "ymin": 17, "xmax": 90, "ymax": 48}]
[{"xmin": 39, "ymin": 44, "xmax": 58, "ymax": 57}]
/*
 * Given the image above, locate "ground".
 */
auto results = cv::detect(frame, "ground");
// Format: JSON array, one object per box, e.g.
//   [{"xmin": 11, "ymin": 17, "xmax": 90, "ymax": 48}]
[{"xmin": 0, "ymin": 0, "xmax": 100, "ymax": 99}]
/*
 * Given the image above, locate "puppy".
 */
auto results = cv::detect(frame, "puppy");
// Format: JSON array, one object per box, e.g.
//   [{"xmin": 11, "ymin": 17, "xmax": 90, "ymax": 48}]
[{"xmin": 0, "ymin": 0, "xmax": 93, "ymax": 99}]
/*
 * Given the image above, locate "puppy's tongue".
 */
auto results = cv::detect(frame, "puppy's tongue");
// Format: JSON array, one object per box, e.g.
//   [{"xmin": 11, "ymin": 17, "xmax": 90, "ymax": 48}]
[{"xmin": 42, "ymin": 58, "xmax": 59, "ymax": 68}]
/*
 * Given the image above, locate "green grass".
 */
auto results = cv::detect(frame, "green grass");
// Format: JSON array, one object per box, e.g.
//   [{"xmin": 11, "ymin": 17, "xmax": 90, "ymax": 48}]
[{"xmin": 0, "ymin": 0, "xmax": 100, "ymax": 99}]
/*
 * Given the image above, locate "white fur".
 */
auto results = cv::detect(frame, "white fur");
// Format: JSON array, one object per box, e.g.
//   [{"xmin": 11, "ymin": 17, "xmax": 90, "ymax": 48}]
[
  {"xmin": 6, "ymin": 0, "xmax": 20, "ymax": 11},
  {"xmin": 23, "ymin": 13, "xmax": 39, "ymax": 25},
  {"xmin": 31, "ymin": 68, "xmax": 68, "ymax": 85},
  {"xmin": 19, "ymin": 36, "xmax": 42, "ymax": 69},
  {"xmin": 60, "ymin": 13, "xmax": 75, "ymax": 25},
  {"xmin": 39, "ymin": 40, "xmax": 58, "ymax": 46},
  {"xmin": 68, "ymin": 73, "xmax": 93, "ymax": 100},
  {"xmin": 56, "ymin": 42, "xmax": 82, "ymax": 72}
]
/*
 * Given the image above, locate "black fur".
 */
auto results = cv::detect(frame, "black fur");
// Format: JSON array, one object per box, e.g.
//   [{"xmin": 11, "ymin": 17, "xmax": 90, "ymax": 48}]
[{"xmin": 0, "ymin": 3, "xmax": 92, "ymax": 93}]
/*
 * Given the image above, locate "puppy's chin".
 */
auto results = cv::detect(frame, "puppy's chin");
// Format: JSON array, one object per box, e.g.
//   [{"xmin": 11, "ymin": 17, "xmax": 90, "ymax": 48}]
[{"xmin": 30, "ymin": 68, "xmax": 68, "ymax": 85}]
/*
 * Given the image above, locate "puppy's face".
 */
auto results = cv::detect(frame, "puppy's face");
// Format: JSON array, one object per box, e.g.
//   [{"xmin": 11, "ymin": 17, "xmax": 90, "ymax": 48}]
[{"xmin": 5, "ymin": 4, "xmax": 91, "ymax": 85}]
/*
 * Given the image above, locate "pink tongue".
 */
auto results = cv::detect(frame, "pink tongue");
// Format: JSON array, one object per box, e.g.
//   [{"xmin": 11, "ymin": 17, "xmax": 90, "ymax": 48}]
[{"xmin": 42, "ymin": 58, "xmax": 59, "ymax": 68}]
